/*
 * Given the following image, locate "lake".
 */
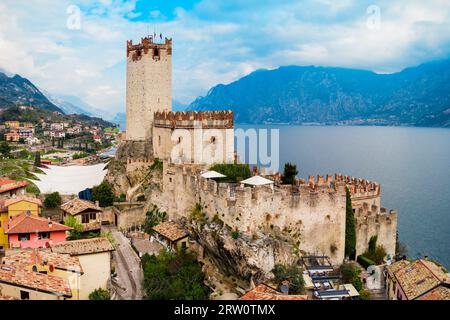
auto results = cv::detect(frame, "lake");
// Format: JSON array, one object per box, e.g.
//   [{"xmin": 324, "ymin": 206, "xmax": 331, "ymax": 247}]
[{"xmin": 236, "ymin": 124, "xmax": 450, "ymax": 267}]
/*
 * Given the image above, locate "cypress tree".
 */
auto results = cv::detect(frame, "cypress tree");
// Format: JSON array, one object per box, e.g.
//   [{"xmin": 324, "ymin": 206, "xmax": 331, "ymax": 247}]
[{"xmin": 345, "ymin": 187, "xmax": 356, "ymax": 259}]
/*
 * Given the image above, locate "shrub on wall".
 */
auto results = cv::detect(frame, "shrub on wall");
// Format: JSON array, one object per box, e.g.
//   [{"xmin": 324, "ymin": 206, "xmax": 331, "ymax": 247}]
[
  {"xmin": 209, "ymin": 163, "xmax": 251, "ymax": 183},
  {"xmin": 357, "ymin": 255, "xmax": 376, "ymax": 269}
]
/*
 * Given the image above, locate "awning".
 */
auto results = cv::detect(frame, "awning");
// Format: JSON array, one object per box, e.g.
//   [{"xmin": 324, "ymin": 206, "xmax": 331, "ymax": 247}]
[
  {"xmin": 201, "ymin": 170, "xmax": 226, "ymax": 179},
  {"xmin": 240, "ymin": 175, "xmax": 274, "ymax": 186}
]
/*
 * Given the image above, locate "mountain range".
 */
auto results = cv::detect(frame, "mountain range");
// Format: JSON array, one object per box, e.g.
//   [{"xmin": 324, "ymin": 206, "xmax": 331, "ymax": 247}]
[
  {"xmin": 189, "ymin": 59, "xmax": 450, "ymax": 127},
  {"xmin": 0, "ymin": 72, "xmax": 63, "ymax": 113}
]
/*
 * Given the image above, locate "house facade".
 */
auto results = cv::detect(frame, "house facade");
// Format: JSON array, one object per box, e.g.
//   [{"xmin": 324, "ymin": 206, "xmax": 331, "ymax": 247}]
[
  {"xmin": 4, "ymin": 213, "xmax": 71, "ymax": 249},
  {"xmin": 61, "ymin": 198, "xmax": 103, "ymax": 233},
  {"xmin": 50, "ymin": 237, "xmax": 114, "ymax": 299}
]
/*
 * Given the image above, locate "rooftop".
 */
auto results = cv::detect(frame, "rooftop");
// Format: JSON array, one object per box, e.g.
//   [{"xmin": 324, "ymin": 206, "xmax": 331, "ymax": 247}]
[
  {"xmin": 0, "ymin": 265, "xmax": 72, "ymax": 298},
  {"xmin": 0, "ymin": 178, "xmax": 28, "ymax": 194},
  {"xmin": 50, "ymin": 237, "xmax": 114, "ymax": 256},
  {"xmin": 60, "ymin": 198, "xmax": 102, "ymax": 216},
  {"xmin": 4, "ymin": 196, "xmax": 42, "ymax": 207},
  {"xmin": 394, "ymin": 260, "xmax": 442, "ymax": 300},
  {"xmin": 386, "ymin": 260, "xmax": 411, "ymax": 278},
  {"xmin": 240, "ymin": 284, "xmax": 308, "ymax": 300},
  {"xmin": 5, "ymin": 213, "xmax": 72, "ymax": 234},
  {"xmin": 152, "ymin": 221, "xmax": 188, "ymax": 242},
  {"xmin": 3, "ymin": 249, "xmax": 83, "ymax": 274},
  {"xmin": 418, "ymin": 285, "xmax": 450, "ymax": 300}
]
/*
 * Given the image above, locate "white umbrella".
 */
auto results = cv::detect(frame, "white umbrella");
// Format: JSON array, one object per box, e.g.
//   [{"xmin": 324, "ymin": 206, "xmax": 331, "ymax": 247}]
[
  {"xmin": 201, "ymin": 170, "xmax": 226, "ymax": 179},
  {"xmin": 240, "ymin": 175, "xmax": 274, "ymax": 186}
]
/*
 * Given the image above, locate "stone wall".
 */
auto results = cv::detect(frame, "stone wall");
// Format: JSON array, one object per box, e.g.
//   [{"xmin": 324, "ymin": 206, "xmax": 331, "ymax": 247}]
[{"xmin": 147, "ymin": 162, "xmax": 397, "ymax": 265}]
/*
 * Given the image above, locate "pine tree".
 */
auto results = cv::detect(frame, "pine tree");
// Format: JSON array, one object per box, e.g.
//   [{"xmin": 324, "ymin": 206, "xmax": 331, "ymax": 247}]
[{"xmin": 345, "ymin": 187, "xmax": 356, "ymax": 259}]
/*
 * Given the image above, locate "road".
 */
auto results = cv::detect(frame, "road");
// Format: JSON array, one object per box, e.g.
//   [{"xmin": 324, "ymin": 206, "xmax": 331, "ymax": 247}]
[{"xmin": 105, "ymin": 226, "xmax": 143, "ymax": 300}]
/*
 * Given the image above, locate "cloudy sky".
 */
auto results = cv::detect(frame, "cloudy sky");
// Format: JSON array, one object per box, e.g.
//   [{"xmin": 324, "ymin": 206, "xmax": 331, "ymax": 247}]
[{"xmin": 1, "ymin": 0, "xmax": 449, "ymax": 117}]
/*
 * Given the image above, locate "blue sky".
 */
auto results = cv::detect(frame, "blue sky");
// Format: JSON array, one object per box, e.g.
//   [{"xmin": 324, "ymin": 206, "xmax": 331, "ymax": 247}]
[{"xmin": 0, "ymin": 0, "xmax": 449, "ymax": 118}]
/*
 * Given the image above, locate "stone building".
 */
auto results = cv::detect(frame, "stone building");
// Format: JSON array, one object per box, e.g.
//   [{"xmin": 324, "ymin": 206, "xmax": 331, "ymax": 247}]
[
  {"xmin": 125, "ymin": 36, "xmax": 172, "ymax": 141},
  {"xmin": 122, "ymin": 35, "xmax": 234, "ymax": 165}
]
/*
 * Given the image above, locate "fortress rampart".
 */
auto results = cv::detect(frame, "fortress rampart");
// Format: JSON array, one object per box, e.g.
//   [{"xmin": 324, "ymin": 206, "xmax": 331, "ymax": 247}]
[
  {"xmin": 148, "ymin": 164, "xmax": 397, "ymax": 264},
  {"xmin": 153, "ymin": 111, "xmax": 234, "ymax": 129}
]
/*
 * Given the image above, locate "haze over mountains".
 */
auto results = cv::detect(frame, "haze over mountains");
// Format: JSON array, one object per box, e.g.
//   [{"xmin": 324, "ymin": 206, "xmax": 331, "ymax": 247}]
[
  {"xmin": 190, "ymin": 59, "xmax": 450, "ymax": 127},
  {"xmin": 2, "ymin": 59, "xmax": 450, "ymax": 128}
]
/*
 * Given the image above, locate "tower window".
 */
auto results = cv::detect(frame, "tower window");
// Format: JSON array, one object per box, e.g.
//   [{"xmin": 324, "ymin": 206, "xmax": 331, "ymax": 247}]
[
  {"xmin": 178, "ymin": 137, "xmax": 182, "ymax": 143},
  {"xmin": 154, "ymin": 48, "xmax": 159, "ymax": 57},
  {"xmin": 211, "ymin": 136, "xmax": 216, "ymax": 144},
  {"xmin": 158, "ymin": 136, "xmax": 161, "ymax": 146}
]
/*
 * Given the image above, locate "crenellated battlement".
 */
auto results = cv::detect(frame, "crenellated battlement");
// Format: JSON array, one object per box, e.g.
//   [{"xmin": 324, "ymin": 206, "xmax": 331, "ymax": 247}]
[
  {"xmin": 127, "ymin": 36, "xmax": 172, "ymax": 61},
  {"xmin": 153, "ymin": 110, "xmax": 234, "ymax": 129}
]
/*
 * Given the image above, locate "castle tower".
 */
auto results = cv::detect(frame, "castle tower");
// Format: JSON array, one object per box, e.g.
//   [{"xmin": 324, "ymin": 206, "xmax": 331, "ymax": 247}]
[{"xmin": 125, "ymin": 36, "xmax": 172, "ymax": 141}]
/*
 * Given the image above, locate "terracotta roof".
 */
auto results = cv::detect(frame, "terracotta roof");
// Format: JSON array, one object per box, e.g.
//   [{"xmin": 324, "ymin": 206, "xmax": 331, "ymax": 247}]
[
  {"xmin": 152, "ymin": 221, "xmax": 188, "ymax": 242},
  {"xmin": 387, "ymin": 260, "xmax": 411, "ymax": 278},
  {"xmin": 0, "ymin": 265, "xmax": 72, "ymax": 298},
  {"xmin": 394, "ymin": 260, "xmax": 441, "ymax": 300},
  {"xmin": 4, "ymin": 196, "xmax": 42, "ymax": 207},
  {"xmin": 50, "ymin": 237, "xmax": 114, "ymax": 256},
  {"xmin": 240, "ymin": 284, "xmax": 308, "ymax": 300},
  {"xmin": 3, "ymin": 249, "xmax": 83, "ymax": 274},
  {"xmin": 60, "ymin": 198, "xmax": 102, "ymax": 215},
  {"xmin": 4, "ymin": 213, "xmax": 72, "ymax": 234},
  {"xmin": 420, "ymin": 260, "xmax": 450, "ymax": 284},
  {"xmin": 418, "ymin": 285, "xmax": 450, "ymax": 300},
  {"xmin": 0, "ymin": 178, "xmax": 28, "ymax": 194}
]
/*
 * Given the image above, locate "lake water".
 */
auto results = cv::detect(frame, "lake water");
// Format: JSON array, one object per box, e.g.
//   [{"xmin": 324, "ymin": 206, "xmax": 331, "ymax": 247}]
[{"xmin": 236, "ymin": 125, "xmax": 450, "ymax": 267}]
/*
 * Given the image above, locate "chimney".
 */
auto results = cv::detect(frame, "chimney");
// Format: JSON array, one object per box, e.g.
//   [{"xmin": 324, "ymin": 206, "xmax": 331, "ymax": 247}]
[
  {"xmin": 48, "ymin": 217, "xmax": 53, "ymax": 229},
  {"xmin": 95, "ymin": 200, "xmax": 100, "ymax": 207}
]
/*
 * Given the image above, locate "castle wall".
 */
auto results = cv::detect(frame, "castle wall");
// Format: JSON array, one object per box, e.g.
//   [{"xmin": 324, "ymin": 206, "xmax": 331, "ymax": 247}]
[
  {"xmin": 152, "ymin": 111, "xmax": 235, "ymax": 164},
  {"xmin": 125, "ymin": 37, "xmax": 172, "ymax": 141},
  {"xmin": 150, "ymin": 163, "xmax": 348, "ymax": 265}
]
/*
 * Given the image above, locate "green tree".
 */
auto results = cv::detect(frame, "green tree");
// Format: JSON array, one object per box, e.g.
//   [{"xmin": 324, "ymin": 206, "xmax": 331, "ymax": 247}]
[
  {"xmin": 142, "ymin": 250, "xmax": 209, "ymax": 300},
  {"xmin": 92, "ymin": 181, "xmax": 115, "ymax": 207},
  {"xmin": 142, "ymin": 205, "xmax": 167, "ymax": 234},
  {"xmin": 340, "ymin": 262, "xmax": 363, "ymax": 291},
  {"xmin": 0, "ymin": 142, "xmax": 11, "ymax": 159},
  {"xmin": 34, "ymin": 152, "xmax": 41, "ymax": 167},
  {"xmin": 89, "ymin": 288, "xmax": 110, "ymax": 300},
  {"xmin": 281, "ymin": 162, "xmax": 298, "ymax": 185},
  {"xmin": 209, "ymin": 163, "xmax": 251, "ymax": 183},
  {"xmin": 271, "ymin": 264, "xmax": 305, "ymax": 294},
  {"xmin": 64, "ymin": 215, "xmax": 84, "ymax": 240},
  {"xmin": 395, "ymin": 231, "xmax": 408, "ymax": 257},
  {"xmin": 362, "ymin": 235, "xmax": 387, "ymax": 264},
  {"xmin": 44, "ymin": 192, "xmax": 62, "ymax": 208},
  {"xmin": 345, "ymin": 187, "xmax": 356, "ymax": 259}
]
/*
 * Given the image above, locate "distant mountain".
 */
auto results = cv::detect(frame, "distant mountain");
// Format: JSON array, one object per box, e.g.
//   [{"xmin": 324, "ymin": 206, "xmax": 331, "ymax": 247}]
[
  {"xmin": 40, "ymin": 89, "xmax": 93, "ymax": 116},
  {"xmin": 0, "ymin": 72, "xmax": 63, "ymax": 113},
  {"xmin": 189, "ymin": 59, "xmax": 450, "ymax": 127}
]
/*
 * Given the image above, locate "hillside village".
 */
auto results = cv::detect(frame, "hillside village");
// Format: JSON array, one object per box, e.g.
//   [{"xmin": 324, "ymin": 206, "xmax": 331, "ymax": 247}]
[{"xmin": 0, "ymin": 34, "xmax": 448, "ymax": 301}]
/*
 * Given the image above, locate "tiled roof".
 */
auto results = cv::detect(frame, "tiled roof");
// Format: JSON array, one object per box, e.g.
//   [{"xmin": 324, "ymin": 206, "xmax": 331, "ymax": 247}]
[
  {"xmin": 387, "ymin": 260, "xmax": 411, "ymax": 278},
  {"xmin": 4, "ymin": 213, "xmax": 72, "ymax": 234},
  {"xmin": 394, "ymin": 260, "xmax": 441, "ymax": 300},
  {"xmin": 0, "ymin": 265, "xmax": 72, "ymax": 298},
  {"xmin": 0, "ymin": 178, "xmax": 28, "ymax": 194},
  {"xmin": 50, "ymin": 237, "xmax": 114, "ymax": 256},
  {"xmin": 4, "ymin": 196, "xmax": 42, "ymax": 207},
  {"xmin": 3, "ymin": 249, "xmax": 83, "ymax": 274},
  {"xmin": 418, "ymin": 285, "xmax": 450, "ymax": 300},
  {"xmin": 240, "ymin": 284, "xmax": 308, "ymax": 300},
  {"xmin": 420, "ymin": 260, "xmax": 450, "ymax": 284},
  {"xmin": 152, "ymin": 221, "xmax": 188, "ymax": 242},
  {"xmin": 60, "ymin": 198, "xmax": 102, "ymax": 215}
]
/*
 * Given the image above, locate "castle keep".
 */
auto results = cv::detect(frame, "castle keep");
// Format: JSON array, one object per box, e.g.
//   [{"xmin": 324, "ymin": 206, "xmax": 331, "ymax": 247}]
[
  {"xmin": 125, "ymin": 37, "xmax": 173, "ymax": 141},
  {"xmin": 113, "ymin": 34, "xmax": 398, "ymax": 269}
]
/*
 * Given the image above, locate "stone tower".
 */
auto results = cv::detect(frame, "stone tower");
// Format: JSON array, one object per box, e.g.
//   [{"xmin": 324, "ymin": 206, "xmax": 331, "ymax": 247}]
[{"xmin": 125, "ymin": 36, "xmax": 172, "ymax": 141}]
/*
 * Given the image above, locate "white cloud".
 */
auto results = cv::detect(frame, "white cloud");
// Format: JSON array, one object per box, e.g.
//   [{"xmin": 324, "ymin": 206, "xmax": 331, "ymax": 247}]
[{"xmin": 0, "ymin": 0, "xmax": 449, "ymax": 115}]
